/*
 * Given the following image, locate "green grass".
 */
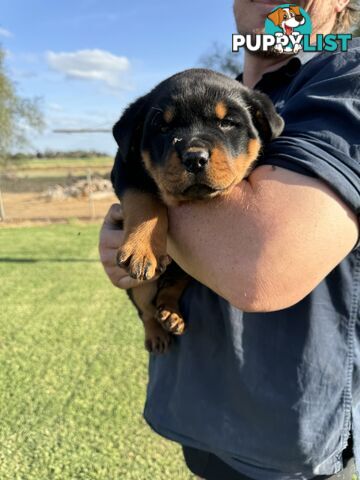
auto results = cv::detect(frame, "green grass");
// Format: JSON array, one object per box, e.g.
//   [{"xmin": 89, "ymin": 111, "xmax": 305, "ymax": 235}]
[{"xmin": 0, "ymin": 224, "xmax": 193, "ymax": 479}]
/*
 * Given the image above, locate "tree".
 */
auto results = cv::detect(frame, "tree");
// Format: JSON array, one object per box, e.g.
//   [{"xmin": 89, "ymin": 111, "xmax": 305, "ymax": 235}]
[
  {"xmin": 198, "ymin": 42, "xmax": 243, "ymax": 77},
  {"xmin": 0, "ymin": 47, "xmax": 44, "ymax": 161}
]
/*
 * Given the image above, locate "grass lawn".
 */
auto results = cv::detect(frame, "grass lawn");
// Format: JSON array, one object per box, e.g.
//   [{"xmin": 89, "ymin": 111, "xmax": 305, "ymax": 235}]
[{"xmin": 0, "ymin": 223, "xmax": 194, "ymax": 479}]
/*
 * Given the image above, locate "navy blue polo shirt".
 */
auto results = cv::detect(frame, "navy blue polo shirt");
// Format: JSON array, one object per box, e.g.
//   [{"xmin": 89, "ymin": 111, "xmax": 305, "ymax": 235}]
[{"xmin": 144, "ymin": 39, "xmax": 360, "ymax": 479}]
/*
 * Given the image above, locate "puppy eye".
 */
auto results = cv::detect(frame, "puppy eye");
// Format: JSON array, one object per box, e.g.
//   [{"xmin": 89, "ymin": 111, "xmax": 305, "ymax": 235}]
[{"xmin": 218, "ymin": 119, "xmax": 238, "ymax": 129}]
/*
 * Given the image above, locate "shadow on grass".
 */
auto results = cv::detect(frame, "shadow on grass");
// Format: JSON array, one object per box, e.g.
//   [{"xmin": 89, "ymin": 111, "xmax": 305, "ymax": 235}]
[{"xmin": 0, "ymin": 257, "xmax": 99, "ymax": 263}]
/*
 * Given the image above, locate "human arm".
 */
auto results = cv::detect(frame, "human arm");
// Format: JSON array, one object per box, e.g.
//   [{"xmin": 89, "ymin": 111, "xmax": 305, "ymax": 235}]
[
  {"xmin": 166, "ymin": 48, "xmax": 360, "ymax": 312},
  {"xmin": 167, "ymin": 164, "xmax": 359, "ymax": 312},
  {"xmin": 99, "ymin": 168, "xmax": 358, "ymax": 309}
]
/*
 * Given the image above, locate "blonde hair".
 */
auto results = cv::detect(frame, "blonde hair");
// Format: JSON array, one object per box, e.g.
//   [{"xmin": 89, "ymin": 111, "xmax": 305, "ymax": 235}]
[{"xmin": 333, "ymin": 0, "xmax": 360, "ymax": 33}]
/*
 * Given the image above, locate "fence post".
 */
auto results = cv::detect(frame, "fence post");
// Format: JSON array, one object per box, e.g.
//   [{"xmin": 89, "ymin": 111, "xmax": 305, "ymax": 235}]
[
  {"xmin": 0, "ymin": 185, "xmax": 5, "ymax": 222},
  {"xmin": 87, "ymin": 169, "xmax": 95, "ymax": 219}
]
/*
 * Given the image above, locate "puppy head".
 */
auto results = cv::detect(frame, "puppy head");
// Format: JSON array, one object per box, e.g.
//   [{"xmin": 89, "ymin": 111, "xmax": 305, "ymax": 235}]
[
  {"xmin": 268, "ymin": 5, "xmax": 304, "ymax": 27},
  {"xmin": 113, "ymin": 69, "xmax": 283, "ymax": 206}
]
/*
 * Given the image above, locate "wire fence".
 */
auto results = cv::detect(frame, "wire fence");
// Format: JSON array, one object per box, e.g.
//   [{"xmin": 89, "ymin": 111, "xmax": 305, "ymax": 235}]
[{"xmin": 0, "ymin": 159, "xmax": 117, "ymax": 224}]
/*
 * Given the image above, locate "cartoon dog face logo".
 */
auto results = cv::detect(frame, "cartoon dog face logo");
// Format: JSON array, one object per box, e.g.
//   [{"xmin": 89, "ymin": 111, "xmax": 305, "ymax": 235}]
[{"xmin": 267, "ymin": 5, "xmax": 306, "ymax": 53}]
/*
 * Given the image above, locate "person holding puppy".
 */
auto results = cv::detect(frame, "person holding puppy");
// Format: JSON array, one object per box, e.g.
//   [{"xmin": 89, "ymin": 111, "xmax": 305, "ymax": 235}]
[{"xmin": 99, "ymin": 1, "xmax": 360, "ymax": 479}]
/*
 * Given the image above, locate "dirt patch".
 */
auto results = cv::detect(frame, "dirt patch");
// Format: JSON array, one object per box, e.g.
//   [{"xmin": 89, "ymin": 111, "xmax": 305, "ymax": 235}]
[
  {"xmin": 1, "ymin": 192, "xmax": 118, "ymax": 223},
  {"xmin": 0, "ymin": 159, "xmax": 119, "ymax": 225}
]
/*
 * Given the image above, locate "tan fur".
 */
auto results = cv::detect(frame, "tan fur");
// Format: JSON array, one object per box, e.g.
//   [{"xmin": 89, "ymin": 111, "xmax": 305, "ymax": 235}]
[
  {"xmin": 118, "ymin": 189, "xmax": 169, "ymax": 280},
  {"xmin": 131, "ymin": 282, "xmax": 171, "ymax": 353},
  {"xmin": 215, "ymin": 101, "xmax": 227, "ymax": 120},
  {"xmin": 290, "ymin": 6, "xmax": 301, "ymax": 16},
  {"xmin": 248, "ymin": 137, "xmax": 261, "ymax": 161},
  {"xmin": 130, "ymin": 140, "xmax": 261, "ymax": 351},
  {"xmin": 142, "ymin": 140, "xmax": 261, "ymax": 206},
  {"xmin": 207, "ymin": 146, "xmax": 235, "ymax": 185},
  {"xmin": 155, "ymin": 275, "xmax": 190, "ymax": 335},
  {"xmin": 163, "ymin": 107, "xmax": 174, "ymax": 124},
  {"xmin": 233, "ymin": 138, "xmax": 262, "ymax": 182},
  {"xmin": 142, "ymin": 150, "xmax": 189, "ymax": 206}
]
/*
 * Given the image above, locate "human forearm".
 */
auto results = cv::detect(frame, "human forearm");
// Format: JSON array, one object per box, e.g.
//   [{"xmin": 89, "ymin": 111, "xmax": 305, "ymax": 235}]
[
  {"xmin": 167, "ymin": 166, "xmax": 359, "ymax": 312},
  {"xmin": 167, "ymin": 179, "xmax": 269, "ymax": 311}
]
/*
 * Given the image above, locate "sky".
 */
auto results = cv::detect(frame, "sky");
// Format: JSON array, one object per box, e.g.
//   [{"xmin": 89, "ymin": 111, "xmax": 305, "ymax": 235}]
[{"xmin": 1, "ymin": 0, "xmax": 240, "ymax": 155}]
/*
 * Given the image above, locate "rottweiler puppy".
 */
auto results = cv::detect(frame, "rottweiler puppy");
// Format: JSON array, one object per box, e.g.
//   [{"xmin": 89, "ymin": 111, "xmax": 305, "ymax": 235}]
[{"xmin": 111, "ymin": 68, "xmax": 284, "ymax": 354}]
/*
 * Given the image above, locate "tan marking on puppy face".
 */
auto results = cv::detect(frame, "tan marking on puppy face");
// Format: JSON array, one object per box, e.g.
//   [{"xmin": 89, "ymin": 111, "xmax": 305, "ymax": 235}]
[
  {"xmin": 163, "ymin": 107, "xmax": 174, "ymax": 124},
  {"xmin": 209, "ymin": 139, "xmax": 260, "ymax": 185},
  {"xmin": 157, "ymin": 152, "xmax": 193, "ymax": 205},
  {"xmin": 207, "ymin": 146, "xmax": 235, "ymax": 187},
  {"xmin": 141, "ymin": 150, "xmax": 188, "ymax": 206},
  {"xmin": 142, "ymin": 138, "xmax": 261, "ymax": 205},
  {"xmin": 233, "ymin": 138, "xmax": 261, "ymax": 182},
  {"xmin": 248, "ymin": 137, "xmax": 261, "ymax": 160},
  {"xmin": 205, "ymin": 139, "xmax": 261, "ymax": 197},
  {"xmin": 215, "ymin": 102, "xmax": 227, "ymax": 120}
]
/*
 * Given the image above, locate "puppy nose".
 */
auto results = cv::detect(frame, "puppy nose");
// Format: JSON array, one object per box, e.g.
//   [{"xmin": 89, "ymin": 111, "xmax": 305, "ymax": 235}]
[{"xmin": 181, "ymin": 149, "xmax": 210, "ymax": 174}]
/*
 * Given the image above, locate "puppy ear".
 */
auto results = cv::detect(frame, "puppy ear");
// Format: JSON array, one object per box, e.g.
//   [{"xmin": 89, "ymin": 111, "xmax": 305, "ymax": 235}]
[
  {"xmin": 290, "ymin": 5, "xmax": 301, "ymax": 16},
  {"xmin": 267, "ymin": 8, "xmax": 282, "ymax": 26},
  {"xmin": 244, "ymin": 89, "xmax": 284, "ymax": 143},
  {"xmin": 113, "ymin": 94, "xmax": 150, "ymax": 161}
]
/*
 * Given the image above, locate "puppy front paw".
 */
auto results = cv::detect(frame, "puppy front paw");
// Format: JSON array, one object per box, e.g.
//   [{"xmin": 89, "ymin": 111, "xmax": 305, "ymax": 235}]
[{"xmin": 117, "ymin": 243, "xmax": 170, "ymax": 281}]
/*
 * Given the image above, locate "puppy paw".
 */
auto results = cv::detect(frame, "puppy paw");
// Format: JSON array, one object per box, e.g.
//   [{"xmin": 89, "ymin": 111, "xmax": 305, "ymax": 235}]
[
  {"xmin": 144, "ymin": 323, "xmax": 172, "ymax": 354},
  {"xmin": 274, "ymin": 45, "xmax": 284, "ymax": 54},
  {"xmin": 156, "ymin": 306, "xmax": 186, "ymax": 335},
  {"xmin": 117, "ymin": 244, "xmax": 170, "ymax": 281}
]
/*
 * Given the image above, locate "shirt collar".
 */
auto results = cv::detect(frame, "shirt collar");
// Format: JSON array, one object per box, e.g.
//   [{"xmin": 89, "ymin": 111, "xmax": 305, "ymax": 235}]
[{"xmin": 236, "ymin": 50, "xmax": 321, "ymax": 90}]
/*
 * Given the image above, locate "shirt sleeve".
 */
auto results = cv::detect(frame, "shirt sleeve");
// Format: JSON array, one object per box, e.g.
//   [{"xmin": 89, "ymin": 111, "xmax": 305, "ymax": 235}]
[{"xmin": 257, "ymin": 48, "xmax": 360, "ymax": 248}]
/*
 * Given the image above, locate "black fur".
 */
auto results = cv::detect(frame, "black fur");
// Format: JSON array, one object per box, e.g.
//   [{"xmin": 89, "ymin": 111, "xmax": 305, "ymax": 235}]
[
  {"xmin": 110, "ymin": 68, "xmax": 284, "ymax": 352},
  {"xmin": 111, "ymin": 68, "xmax": 284, "ymax": 201}
]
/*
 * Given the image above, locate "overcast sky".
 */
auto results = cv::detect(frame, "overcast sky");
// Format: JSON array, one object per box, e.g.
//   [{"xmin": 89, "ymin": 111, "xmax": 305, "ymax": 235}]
[{"xmin": 1, "ymin": 0, "xmax": 240, "ymax": 155}]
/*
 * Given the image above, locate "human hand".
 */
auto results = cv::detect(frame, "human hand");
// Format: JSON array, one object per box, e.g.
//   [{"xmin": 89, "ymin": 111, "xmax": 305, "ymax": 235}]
[{"xmin": 98, "ymin": 204, "xmax": 148, "ymax": 289}]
